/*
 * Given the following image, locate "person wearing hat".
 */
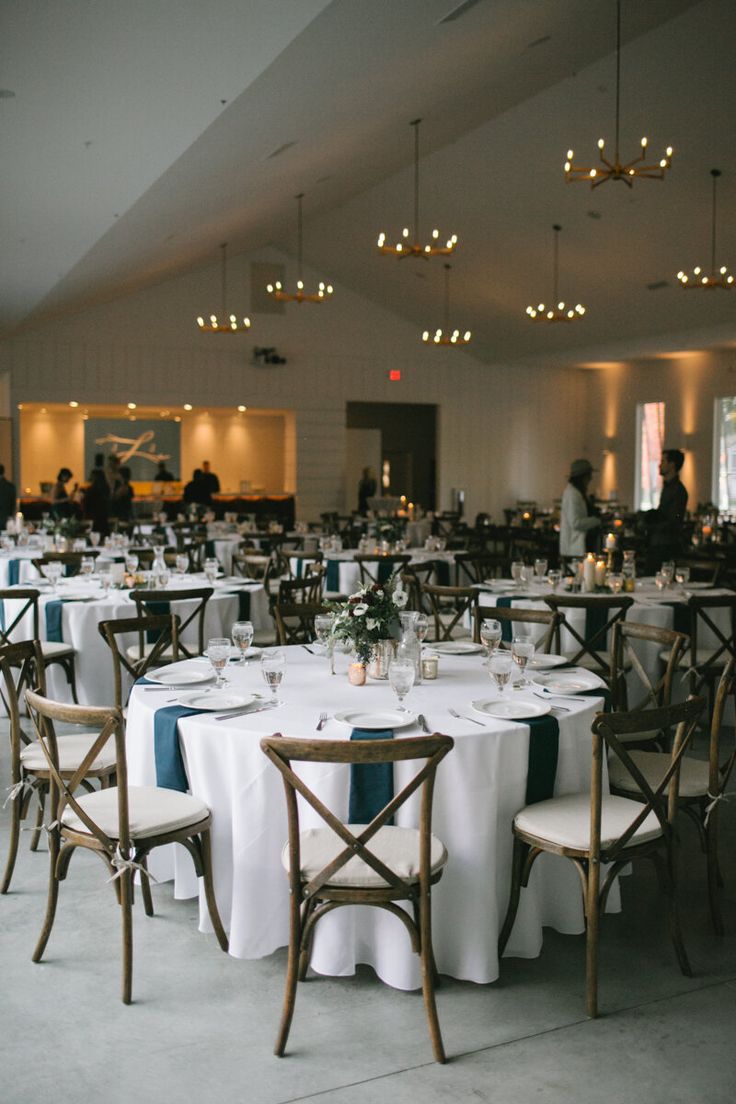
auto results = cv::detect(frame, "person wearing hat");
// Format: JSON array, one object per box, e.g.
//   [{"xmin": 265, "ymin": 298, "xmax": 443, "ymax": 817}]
[{"xmin": 560, "ymin": 458, "xmax": 601, "ymax": 559}]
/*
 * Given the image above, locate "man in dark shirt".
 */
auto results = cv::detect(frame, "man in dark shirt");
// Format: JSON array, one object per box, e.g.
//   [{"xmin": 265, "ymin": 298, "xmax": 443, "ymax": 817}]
[
  {"xmin": 0, "ymin": 465, "xmax": 17, "ymax": 529},
  {"xmin": 201, "ymin": 460, "xmax": 220, "ymax": 496},
  {"xmin": 155, "ymin": 460, "xmax": 175, "ymax": 481},
  {"xmin": 183, "ymin": 469, "xmax": 212, "ymax": 507},
  {"xmin": 645, "ymin": 448, "xmax": 688, "ymax": 572}
]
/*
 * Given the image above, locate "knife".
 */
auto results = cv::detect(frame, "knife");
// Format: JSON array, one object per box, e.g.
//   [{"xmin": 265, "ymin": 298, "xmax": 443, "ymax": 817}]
[{"xmin": 213, "ymin": 702, "xmax": 279, "ymax": 721}]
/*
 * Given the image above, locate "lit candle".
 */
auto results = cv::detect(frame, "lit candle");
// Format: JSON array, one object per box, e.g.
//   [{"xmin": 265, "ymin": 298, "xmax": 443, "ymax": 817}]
[
  {"xmin": 605, "ymin": 532, "xmax": 617, "ymax": 550},
  {"xmin": 595, "ymin": 559, "xmax": 607, "ymax": 587},
  {"xmin": 583, "ymin": 553, "xmax": 597, "ymax": 592}
]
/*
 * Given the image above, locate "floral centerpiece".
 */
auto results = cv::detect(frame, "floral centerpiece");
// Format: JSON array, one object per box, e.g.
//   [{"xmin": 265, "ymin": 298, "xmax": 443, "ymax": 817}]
[{"xmin": 328, "ymin": 579, "xmax": 407, "ymax": 665}]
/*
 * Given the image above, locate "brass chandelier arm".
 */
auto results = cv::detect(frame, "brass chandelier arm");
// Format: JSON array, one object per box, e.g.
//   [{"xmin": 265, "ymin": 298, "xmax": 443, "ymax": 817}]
[{"xmin": 677, "ymin": 169, "xmax": 734, "ymax": 290}]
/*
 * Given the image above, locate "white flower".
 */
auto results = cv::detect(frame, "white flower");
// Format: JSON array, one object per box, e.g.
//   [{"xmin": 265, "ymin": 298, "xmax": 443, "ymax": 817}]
[
  {"xmin": 393, "ymin": 590, "xmax": 408, "ymax": 608},
  {"xmin": 353, "ymin": 603, "xmax": 368, "ymax": 616},
  {"xmin": 366, "ymin": 618, "xmax": 378, "ymax": 630}
]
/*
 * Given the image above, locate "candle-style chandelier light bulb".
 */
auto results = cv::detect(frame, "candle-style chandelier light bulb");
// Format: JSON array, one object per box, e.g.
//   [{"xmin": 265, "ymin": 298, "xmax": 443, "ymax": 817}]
[
  {"xmin": 564, "ymin": 1, "xmax": 673, "ymax": 189},
  {"xmin": 196, "ymin": 243, "xmax": 251, "ymax": 333},
  {"xmin": 377, "ymin": 119, "xmax": 458, "ymax": 258},
  {"xmin": 677, "ymin": 169, "xmax": 734, "ymax": 290},
  {"xmin": 422, "ymin": 264, "xmax": 471, "ymax": 346},
  {"xmin": 526, "ymin": 225, "xmax": 586, "ymax": 323},
  {"xmin": 266, "ymin": 193, "xmax": 334, "ymax": 304}
]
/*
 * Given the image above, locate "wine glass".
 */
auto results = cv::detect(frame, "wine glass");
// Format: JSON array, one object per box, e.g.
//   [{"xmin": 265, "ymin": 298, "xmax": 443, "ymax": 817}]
[
  {"xmin": 80, "ymin": 556, "xmax": 95, "ymax": 579},
  {"xmin": 232, "ymin": 620, "xmax": 254, "ymax": 664},
  {"xmin": 207, "ymin": 637, "xmax": 231, "ymax": 688},
  {"xmin": 660, "ymin": 561, "xmax": 675, "ymax": 588},
  {"xmin": 479, "ymin": 618, "xmax": 502, "ymax": 662},
  {"xmin": 98, "ymin": 565, "xmax": 112, "ymax": 596},
  {"xmin": 533, "ymin": 558, "xmax": 548, "ymax": 582},
  {"xmin": 654, "ymin": 571, "xmax": 666, "ymax": 592},
  {"xmin": 512, "ymin": 636, "xmax": 535, "ymax": 686},
  {"xmin": 45, "ymin": 561, "xmax": 63, "ymax": 592},
  {"xmin": 125, "ymin": 553, "xmax": 139, "ymax": 576},
  {"xmin": 675, "ymin": 565, "xmax": 690, "ymax": 591},
  {"xmin": 175, "ymin": 554, "xmax": 189, "ymax": 575},
  {"xmin": 204, "ymin": 557, "xmax": 219, "ymax": 584},
  {"xmin": 388, "ymin": 657, "xmax": 415, "ymax": 712},
  {"xmin": 489, "ymin": 651, "xmax": 514, "ymax": 696},
  {"xmin": 154, "ymin": 568, "xmax": 170, "ymax": 589},
  {"xmin": 510, "ymin": 561, "xmax": 525, "ymax": 588},
  {"xmin": 607, "ymin": 572, "xmax": 624, "ymax": 594},
  {"xmin": 261, "ymin": 649, "xmax": 286, "ymax": 702},
  {"xmin": 547, "ymin": 568, "xmax": 562, "ymax": 592},
  {"xmin": 89, "ymin": 531, "xmax": 101, "ymax": 547},
  {"xmin": 414, "ymin": 612, "xmax": 429, "ymax": 644}
]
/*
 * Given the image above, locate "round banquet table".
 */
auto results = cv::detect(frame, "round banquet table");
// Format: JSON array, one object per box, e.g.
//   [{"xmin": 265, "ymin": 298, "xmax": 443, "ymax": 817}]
[
  {"xmin": 291, "ymin": 549, "xmax": 457, "ymax": 597},
  {"xmin": 125, "ymin": 645, "xmax": 617, "ymax": 990},
  {"xmin": 0, "ymin": 575, "xmax": 269, "ymax": 705}
]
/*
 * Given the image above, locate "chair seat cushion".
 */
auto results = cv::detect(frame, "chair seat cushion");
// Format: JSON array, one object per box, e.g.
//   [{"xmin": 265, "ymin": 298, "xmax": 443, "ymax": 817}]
[
  {"xmin": 562, "ymin": 651, "xmax": 614, "ymax": 673},
  {"xmin": 126, "ymin": 642, "xmax": 178, "ymax": 660},
  {"xmin": 61, "ymin": 785, "xmax": 210, "ymax": 840},
  {"xmin": 21, "ymin": 734, "xmax": 116, "ymax": 774},
  {"xmin": 514, "ymin": 793, "xmax": 661, "ymax": 851},
  {"xmin": 40, "ymin": 640, "xmax": 76, "ymax": 659},
  {"xmin": 282, "ymin": 824, "xmax": 448, "ymax": 888},
  {"xmin": 609, "ymin": 750, "xmax": 709, "ymax": 799}
]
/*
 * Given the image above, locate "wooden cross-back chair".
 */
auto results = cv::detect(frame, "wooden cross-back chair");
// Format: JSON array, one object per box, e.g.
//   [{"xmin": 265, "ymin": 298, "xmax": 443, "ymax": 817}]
[
  {"xmin": 277, "ymin": 566, "xmax": 325, "ymax": 606},
  {"xmin": 232, "ymin": 546, "xmax": 270, "ymax": 581},
  {"xmin": 610, "ymin": 621, "xmax": 689, "ymax": 747},
  {"xmin": 354, "ymin": 553, "xmax": 412, "ymax": 588},
  {"xmin": 288, "ymin": 550, "xmax": 324, "ymax": 580},
  {"xmin": 130, "ymin": 586, "xmax": 213, "ymax": 660},
  {"xmin": 473, "ymin": 603, "xmax": 561, "ymax": 653},
  {"xmin": 0, "ymin": 641, "xmax": 117, "ymax": 895},
  {"xmin": 25, "ymin": 689, "xmax": 228, "ymax": 1004},
  {"xmin": 98, "ymin": 614, "xmax": 181, "ymax": 708},
  {"xmin": 675, "ymin": 593, "xmax": 736, "ymax": 702},
  {"xmin": 401, "ymin": 563, "xmax": 435, "ymax": 612},
  {"xmin": 609, "ymin": 658, "xmax": 736, "ymax": 935},
  {"xmin": 545, "ymin": 594, "xmax": 634, "ymax": 681},
  {"xmin": 32, "ymin": 550, "xmax": 101, "ymax": 578},
  {"xmin": 0, "ymin": 587, "xmax": 79, "ymax": 702},
  {"xmin": 421, "ymin": 583, "xmax": 478, "ymax": 642},
  {"xmin": 260, "ymin": 732, "xmax": 454, "ymax": 1062},
  {"xmin": 273, "ymin": 602, "xmax": 329, "ymax": 646},
  {"xmin": 130, "ymin": 546, "xmax": 178, "ymax": 570},
  {"xmin": 171, "ymin": 521, "xmax": 207, "ymax": 550},
  {"xmin": 498, "ymin": 696, "xmax": 705, "ymax": 1019},
  {"xmin": 455, "ymin": 551, "xmax": 510, "ymax": 586}
]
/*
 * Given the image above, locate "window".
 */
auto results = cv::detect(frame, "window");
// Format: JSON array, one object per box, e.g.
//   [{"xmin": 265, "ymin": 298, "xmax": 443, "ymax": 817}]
[
  {"xmin": 635, "ymin": 401, "xmax": 665, "ymax": 510},
  {"xmin": 715, "ymin": 397, "xmax": 736, "ymax": 511}
]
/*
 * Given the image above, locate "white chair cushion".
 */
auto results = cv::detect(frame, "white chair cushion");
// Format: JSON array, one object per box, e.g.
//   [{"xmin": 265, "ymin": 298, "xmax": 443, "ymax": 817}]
[
  {"xmin": 609, "ymin": 750, "xmax": 709, "ymax": 799},
  {"xmin": 61, "ymin": 785, "xmax": 209, "ymax": 840},
  {"xmin": 40, "ymin": 640, "xmax": 75, "ymax": 658},
  {"xmin": 126, "ymin": 642, "xmax": 177, "ymax": 660},
  {"xmin": 282, "ymin": 824, "xmax": 448, "ymax": 888},
  {"xmin": 20, "ymin": 734, "xmax": 116, "ymax": 773},
  {"xmin": 514, "ymin": 793, "xmax": 662, "ymax": 851}
]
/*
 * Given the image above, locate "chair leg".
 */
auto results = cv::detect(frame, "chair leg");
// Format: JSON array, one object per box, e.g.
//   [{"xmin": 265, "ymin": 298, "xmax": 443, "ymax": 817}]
[
  {"xmin": 498, "ymin": 836, "xmax": 528, "ymax": 957},
  {"xmin": 297, "ymin": 898, "xmax": 317, "ymax": 981},
  {"xmin": 585, "ymin": 859, "xmax": 600, "ymax": 1019},
  {"xmin": 200, "ymin": 831, "xmax": 228, "ymax": 952},
  {"xmin": 419, "ymin": 887, "xmax": 446, "ymax": 1064},
  {"xmin": 32, "ymin": 828, "xmax": 61, "ymax": 963},
  {"xmin": 654, "ymin": 849, "xmax": 692, "ymax": 977},
  {"xmin": 705, "ymin": 812, "xmax": 724, "ymax": 937},
  {"xmin": 1, "ymin": 793, "xmax": 22, "ymax": 893},
  {"xmin": 29, "ymin": 792, "xmax": 45, "ymax": 852},
  {"xmin": 274, "ymin": 886, "xmax": 302, "ymax": 1057},
  {"xmin": 120, "ymin": 867, "xmax": 134, "ymax": 1004},
  {"xmin": 64, "ymin": 658, "xmax": 80, "ymax": 705}
]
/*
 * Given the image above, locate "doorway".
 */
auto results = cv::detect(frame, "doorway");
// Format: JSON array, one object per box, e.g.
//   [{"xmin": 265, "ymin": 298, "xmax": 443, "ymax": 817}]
[{"xmin": 345, "ymin": 402, "xmax": 436, "ymax": 511}]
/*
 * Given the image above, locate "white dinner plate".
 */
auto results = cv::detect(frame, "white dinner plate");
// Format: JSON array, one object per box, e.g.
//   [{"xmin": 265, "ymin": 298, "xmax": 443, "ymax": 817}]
[
  {"xmin": 145, "ymin": 663, "xmax": 214, "ymax": 686},
  {"xmin": 177, "ymin": 691, "xmax": 257, "ymax": 711},
  {"xmin": 333, "ymin": 709, "xmax": 417, "ymax": 730},
  {"xmin": 532, "ymin": 670, "xmax": 602, "ymax": 693},
  {"xmin": 471, "ymin": 698, "xmax": 551, "ymax": 720},
  {"xmin": 527, "ymin": 653, "xmax": 568, "ymax": 669},
  {"xmin": 483, "ymin": 579, "xmax": 517, "ymax": 590},
  {"xmin": 432, "ymin": 641, "xmax": 484, "ymax": 655}
]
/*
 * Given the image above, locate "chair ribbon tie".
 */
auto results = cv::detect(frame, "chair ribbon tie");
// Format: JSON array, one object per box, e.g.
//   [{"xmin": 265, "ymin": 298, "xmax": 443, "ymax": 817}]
[
  {"xmin": 3, "ymin": 779, "xmax": 35, "ymax": 807},
  {"xmin": 704, "ymin": 790, "xmax": 729, "ymax": 827},
  {"xmin": 22, "ymin": 819, "xmax": 59, "ymax": 836},
  {"xmin": 106, "ymin": 846, "xmax": 159, "ymax": 885}
]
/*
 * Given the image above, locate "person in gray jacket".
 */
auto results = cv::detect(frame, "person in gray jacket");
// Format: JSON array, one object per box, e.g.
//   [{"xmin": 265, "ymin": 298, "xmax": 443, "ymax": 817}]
[{"xmin": 559, "ymin": 458, "xmax": 601, "ymax": 560}]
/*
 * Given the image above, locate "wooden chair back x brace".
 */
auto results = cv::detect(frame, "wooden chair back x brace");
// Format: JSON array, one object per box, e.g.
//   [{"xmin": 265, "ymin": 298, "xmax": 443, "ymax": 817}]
[
  {"xmin": 260, "ymin": 732, "xmax": 454, "ymax": 1062},
  {"xmin": 546, "ymin": 594, "xmax": 634, "ymax": 682},
  {"xmin": 98, "ymin": 614, "xmax": 181, "ymax": 708},
  {"xmin": 25, "ymin": 689, "xmax": 228, "ymax": 1003},
  {"xmin": 0, "ymin": 587, "xmax": 79, "ymax": 702}
]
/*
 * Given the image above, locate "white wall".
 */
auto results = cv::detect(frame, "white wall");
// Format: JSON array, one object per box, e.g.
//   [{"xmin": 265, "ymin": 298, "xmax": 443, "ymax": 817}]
[{"xmin": 0, "ymin": 247, "xmax": 589, "ymax": 520}]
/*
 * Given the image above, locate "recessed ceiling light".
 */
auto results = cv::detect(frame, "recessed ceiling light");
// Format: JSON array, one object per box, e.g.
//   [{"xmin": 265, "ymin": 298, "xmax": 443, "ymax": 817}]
[
  {"xmin": 237, "ymin": 405, "xmax": 247, "ymax": 412},
  {"xmin": 127, "ymin": 402, "xmax": 137, "ymax": 410},
  {"xmin": 174, "ymin": 416, "xmax": 181, "ymax": 423},
  {"xmin": 16, "ymin": 403, "xmax": 23, "ymax": 410},
  {"xmin": 69, "ymin": 401, "xmax": 79, "ymax": 408},
  {"xmin": 183, "ymin": 403, "xmax": 192, "ymax": 411}
]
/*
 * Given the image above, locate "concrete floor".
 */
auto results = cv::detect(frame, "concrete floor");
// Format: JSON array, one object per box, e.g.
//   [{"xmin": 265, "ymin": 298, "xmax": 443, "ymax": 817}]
[{"xmin": 1, "ymin": 722, "xmax": 735, "ymax": 1104}]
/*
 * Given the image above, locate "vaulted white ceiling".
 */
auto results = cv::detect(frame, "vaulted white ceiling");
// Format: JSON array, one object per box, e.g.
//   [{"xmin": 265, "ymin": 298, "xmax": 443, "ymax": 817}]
[{"xmin": 2, "ymin": 0, "xmax": 734, "ymax": 366}]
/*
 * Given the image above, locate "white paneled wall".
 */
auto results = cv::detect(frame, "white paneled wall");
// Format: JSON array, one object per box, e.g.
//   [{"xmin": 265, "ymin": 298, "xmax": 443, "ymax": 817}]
[{"xmin": 0, "ymin": 248, "xmax": 589, "ymax": 520}]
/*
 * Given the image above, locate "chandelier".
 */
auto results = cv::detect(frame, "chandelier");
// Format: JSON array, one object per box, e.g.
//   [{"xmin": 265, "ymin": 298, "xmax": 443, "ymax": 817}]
[
  {"xmin": 677, "ymin": 169, "xmax": 734, "ymax": 290},
  {"xmin": 526, "ymin": 225, "xmax": 586, "ymax": 322},
  {"xmin": 377, "ymin": 119, "xmax": 458, "ymax": 258},
  {"xmin": 196, "ymin": 243, "xmax": 251, "ymax": 333},
  {"xmin": 564, "ymin": 1, "xmax": 673, "ymax": 189},
  {"xmin": 422, "ymin": 264, "xmax": 471, "ymax": 346},
  {"xmin": 266, "ymin": 193, "xmax": 333, "ymax": 303}
]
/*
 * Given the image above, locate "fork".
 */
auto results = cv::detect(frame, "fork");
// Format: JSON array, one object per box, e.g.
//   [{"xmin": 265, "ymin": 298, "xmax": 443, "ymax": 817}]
[
  {"xmin": 448, "ymin": 707, "xmax": 485, "ymax": 727},
  {"xmin": 316, "ymin": 712, "xmax": 328, "ymax": 731},
  {"xmin": 417, "ymin": 713, "xmax": 431, "ymax": 734}
]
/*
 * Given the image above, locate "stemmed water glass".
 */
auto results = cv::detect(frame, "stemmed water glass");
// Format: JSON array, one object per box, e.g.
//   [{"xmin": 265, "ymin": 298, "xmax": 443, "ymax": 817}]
[
  {"xmin": 261, "ymin": 649, "xmax": 286, "ymax": 703},
  {"xmin": 489, "ymin": 652, "xmax": 514, "ymax": 696},
  {"xmin": 479, "ymin": 618, "xmax": 502, "ymax": 664},
  {"xmin": 124, "ymin": 553, "xmax": 139, "ymax": 577},
  {"xmin": 98, "ymin": 565, "xmax": 112, "ymax": 596},
  {"xmin": 675, "ymin": 565, "xmax": 690, "ymax": 592},
  {"xmin": 204, "ymin": 558, "xmax": 219, "ymax": 584},
  {"xmin": 547, "ymin": 569, "xmax": 562, "ymax": 592},
  {"xmin": 175, "ymin": 554, "xmax": 189, "ymax": 575},
  {"xmin": 510, "ymin": 561, "xmax": 525, "ymax": 588},
  {"xmin": 207, "ymin": 637, "xmax": 231, "ymax": 688},
  {"xmin": 414, "ymin": 612, "xmax": 429, "ymax": 645},
  {"xmin": 607, "ymin": 572, "xmax": 624, "ymax": 594},
  {"xmin": 511, "ymin": 636, "xmax": 535, "ymax": 687},
  {"xmin": 45, "ymin": 561, "xmax": 62, "ymax": 592},
  {"xmin": 232, "ymin": 620, "xmax": 254, "ymax": 664},
  {"xmin": 80, "ymin": 556, "xmax": 95, "ymax": 579},
  {"xmin": 388, "ymin": 657, "xmax": 415, "ymax": 712},
  {"xmin": 660, "ymin": 561, "xmax": 675, "ymax": 588},
  {"xmin": 533, "ymin": 558, "xmax": 548, "ymax": 583}
]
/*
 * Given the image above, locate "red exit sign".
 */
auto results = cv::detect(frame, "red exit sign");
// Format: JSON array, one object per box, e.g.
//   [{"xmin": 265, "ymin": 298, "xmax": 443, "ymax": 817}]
[{"xmin": 389, "ymin": 369, "xmax": 401, "ymax": 381}]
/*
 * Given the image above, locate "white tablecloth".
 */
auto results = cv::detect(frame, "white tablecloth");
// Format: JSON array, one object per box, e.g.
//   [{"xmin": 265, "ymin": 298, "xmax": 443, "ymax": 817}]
[
  {"xmin": 301, "ymin": 550, "xmax": 456, "ymax": 597},
  {"xmin": 125, "ymin": 645, "xmax": 615, "ymax": 989},
  {"xmin": 1, "ymin": 575, "xmax": 270, "ymax": 705}
]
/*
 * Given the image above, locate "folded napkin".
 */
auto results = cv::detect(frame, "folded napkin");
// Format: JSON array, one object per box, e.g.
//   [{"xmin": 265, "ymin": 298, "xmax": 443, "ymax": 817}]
[
  {"xmin": 224, "ymin": 590, "xmax": 251, "ymax": 621},
  {"xmin": 144, "ymin": 599, "xmax": 171, "ymax": 643},
  {"xmin": 348, "ymin": 728, "xmax": 394, "ymax": 823},
  {"xmin": 496, "ymin": 597, "xmax": 514, "ymax": 642},
  {"xmin": 326, "ymin": 560, "xmax": 340, "ymax": 592},
  {"xmin": 45, "ymin": 599, "xmax": 68, "ymax": 643},
  {"xmin": 578, "ymin": 685, "xmax": 612, "ymax": 711},
  {"xmin": 8, "ymin": 559, "xmax": 20, "ymax": 587},
  {"xmin": 524, "ymin": 714, "xmax": 560, "ymax": 805}
]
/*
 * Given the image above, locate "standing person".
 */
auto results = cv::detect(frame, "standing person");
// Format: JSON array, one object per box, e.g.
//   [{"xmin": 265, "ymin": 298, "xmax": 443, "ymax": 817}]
[
  {"xmin": 0, "ymin": 464, "xmax": 17, "ymax": 530},
  {"xmin": 154, "ymin": 459, "xmax": 175, "ymax": 481},
  {"xmin": 644, "ymin": 448, "xmax": 688, "ymax": 572},
  {"xmin": 357, "ymin": 466, "xmax": 377, "ymax": 514},
  {"xmin": 201, "ymin": 460, "xmax": 220, "ymax": 496},
  {"xmin": 113, "ymin": 465, "xmax": 135, "ymax": 522},
  {"xmin": 83, "ymin": 454, "xmax": 110, "ymax": 535},
  {"xmin": 559, "ymin": 458, "xmax": 601, "ymax": 560},
  {"xmin": 183, "ymin": 468, "xmax": 212, "ymax": 506},
  {"xmin": 50, "ymin": 468, "xmax": 78, "ymax": 519}
]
